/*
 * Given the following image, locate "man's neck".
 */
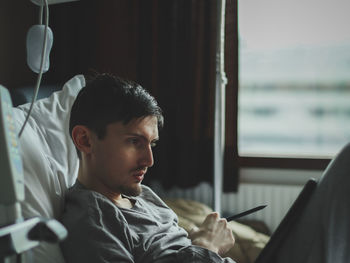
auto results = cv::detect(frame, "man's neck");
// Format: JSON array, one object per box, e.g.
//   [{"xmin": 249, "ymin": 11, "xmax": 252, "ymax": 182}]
[
  {"xmin": 114, "ymin": 197, "xmax": 135, "ymax": 209},
  {"xmin": 77, "ymin": 177, "xmax": 136, "ymax": 208},
  {"xmin": 77, "ymin": 166, "xmax": 136, "ymax": 209}
]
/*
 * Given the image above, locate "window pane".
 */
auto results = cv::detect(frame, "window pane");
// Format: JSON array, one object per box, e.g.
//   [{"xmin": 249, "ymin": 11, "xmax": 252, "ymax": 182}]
[{"xmin": 238, "ymin": 0, "xmax": 350, "ymax": 158}]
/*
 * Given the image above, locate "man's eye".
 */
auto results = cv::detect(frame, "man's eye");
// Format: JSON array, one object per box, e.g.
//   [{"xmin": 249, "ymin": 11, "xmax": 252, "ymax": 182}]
[{"xmin": 129, "ymin": 138, "xmax": 140, "ymax": 145}]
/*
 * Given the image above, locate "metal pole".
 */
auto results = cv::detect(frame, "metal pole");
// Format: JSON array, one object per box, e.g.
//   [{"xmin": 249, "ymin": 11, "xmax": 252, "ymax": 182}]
[{"xmin": 213, "ymin": 0, "xmax": 227, "ymax": 213}]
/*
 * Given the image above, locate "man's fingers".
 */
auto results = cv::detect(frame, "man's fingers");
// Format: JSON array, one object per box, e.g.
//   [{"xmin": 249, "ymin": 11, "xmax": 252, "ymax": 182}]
[
  {"xmin": 218, "ymin": 218, "xmax": 228, "ymax": 228},
  {"xmin": 202, "ymin": 212, "xmax": 219, "ymax": 225},
  {"xmin": 189, "ymin": 226, "xmax": 199, "ymax": 236},
  {"xmin": 190, "ymin": 212, "xmax": 236, "ymax": 256}
]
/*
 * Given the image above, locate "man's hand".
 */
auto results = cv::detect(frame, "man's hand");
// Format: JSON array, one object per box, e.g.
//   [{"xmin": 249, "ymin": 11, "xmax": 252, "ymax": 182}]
[{"xmin": 188, "ymin": 212, "xmax": 235, "ymax": 256}]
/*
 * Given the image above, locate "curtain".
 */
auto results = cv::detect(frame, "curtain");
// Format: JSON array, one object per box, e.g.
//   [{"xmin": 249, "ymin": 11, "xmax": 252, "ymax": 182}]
[
  {"xmin": 223, "ymin": 0, "xmax": 239, "ymax": 192},
  {"xmin": 137, "ymin": 0, "xmax": 218, "ymax": 189}
]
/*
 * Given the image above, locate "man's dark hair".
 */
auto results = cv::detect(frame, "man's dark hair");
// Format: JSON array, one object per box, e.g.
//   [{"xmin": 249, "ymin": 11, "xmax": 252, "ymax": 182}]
[{"xmin": 69, "ymin": 73, "xmax": 164, "ymax": 158}]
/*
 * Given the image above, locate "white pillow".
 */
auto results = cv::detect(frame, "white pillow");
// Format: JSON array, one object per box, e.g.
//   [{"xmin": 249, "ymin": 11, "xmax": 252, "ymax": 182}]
[{"xmin": 13, "ymin": 75, "xmax": 85, "ymax": 263}]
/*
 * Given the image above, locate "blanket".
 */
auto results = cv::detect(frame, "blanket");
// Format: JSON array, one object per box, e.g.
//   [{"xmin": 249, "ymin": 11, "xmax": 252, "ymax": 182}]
[{"xmin": 164, "ymin": 199, "xmax": 270, "ymax": 263}]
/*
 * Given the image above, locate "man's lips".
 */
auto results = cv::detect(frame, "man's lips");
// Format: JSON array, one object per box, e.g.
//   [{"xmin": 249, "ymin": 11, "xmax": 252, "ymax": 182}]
[{"xmin": 133, "ymin": 169, "xmax": 147, "ymax": 181}]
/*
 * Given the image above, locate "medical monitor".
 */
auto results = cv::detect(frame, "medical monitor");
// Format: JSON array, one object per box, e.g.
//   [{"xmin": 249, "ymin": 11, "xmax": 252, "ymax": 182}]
[{"xmin": 0, "ymin": 85, "xmax": 24, "ymax": 225}]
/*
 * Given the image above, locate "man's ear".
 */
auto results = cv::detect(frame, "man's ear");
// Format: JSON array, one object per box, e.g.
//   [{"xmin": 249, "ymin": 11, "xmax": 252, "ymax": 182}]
[{"xmin": 71, "ymin": 125, "xmax": 93, "ymax": 156}]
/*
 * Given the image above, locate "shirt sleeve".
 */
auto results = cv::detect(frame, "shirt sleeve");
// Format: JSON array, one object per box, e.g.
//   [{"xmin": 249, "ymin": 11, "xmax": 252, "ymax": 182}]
[
  {"xmin": 61, "ymin": 221, "xmax": 135, "ymax": 263},
  {"xmin": 150, "ymin": 245, "xmax": 236, "ymax": 263},
  {"xmin": 61, "ymin": 191, "xmax": 136, "ymax": 263},
  {"xmin": 175, "ymin": 246, "xmax": 236, "ymax": 263}
]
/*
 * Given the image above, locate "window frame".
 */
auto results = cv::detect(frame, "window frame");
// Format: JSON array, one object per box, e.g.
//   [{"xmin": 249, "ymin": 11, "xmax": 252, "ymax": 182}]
[{"xmin": 238, "ymin": 156, "xmax": 331, "ymax": 170}]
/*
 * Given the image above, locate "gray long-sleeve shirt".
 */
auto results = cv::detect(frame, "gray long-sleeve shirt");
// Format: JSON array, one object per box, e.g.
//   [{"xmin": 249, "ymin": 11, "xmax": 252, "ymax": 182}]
[{"xmin": 60, "ymin": 181, "xmax": 235, "ymax": 263}]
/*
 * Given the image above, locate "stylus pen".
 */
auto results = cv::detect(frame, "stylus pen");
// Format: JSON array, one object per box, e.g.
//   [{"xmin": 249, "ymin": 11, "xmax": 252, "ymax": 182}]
[{"xmin": 225, "ymin": 205, "xmax": 267, "ymax": 222}]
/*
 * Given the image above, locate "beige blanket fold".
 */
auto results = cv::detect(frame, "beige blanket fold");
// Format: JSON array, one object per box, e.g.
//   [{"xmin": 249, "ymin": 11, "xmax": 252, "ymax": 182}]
[{"xmin": 164, "ymin": 199, "xmax": 270, "ymax": 263}]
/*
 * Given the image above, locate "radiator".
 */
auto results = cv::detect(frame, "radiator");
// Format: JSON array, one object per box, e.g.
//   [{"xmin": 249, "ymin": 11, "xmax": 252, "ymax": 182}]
[
  {"xmin": 222, "ymin": 183, "xmax": 303, "ymax": 231},
  {"xmin": 151, "ymin": 181, "xmax": 303, "ymax": 232}
]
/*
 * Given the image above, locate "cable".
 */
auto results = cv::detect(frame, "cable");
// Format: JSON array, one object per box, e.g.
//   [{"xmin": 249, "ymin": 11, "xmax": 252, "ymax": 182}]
[
  {"xmin": 18, "ymin": 0, "xmax": 49, "ymax": 138},
  {"xmin": 39, "ymin": 4, "xmax": 43, "ymax": 25}
]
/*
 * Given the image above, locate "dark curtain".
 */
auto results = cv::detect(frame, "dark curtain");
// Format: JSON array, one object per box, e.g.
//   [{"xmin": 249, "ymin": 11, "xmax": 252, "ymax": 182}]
[
  {"xmin": 223, "ymin": 0, "xmax": 239, "ymax": 192},
  {"xmin": 138, "ymin": 0, "xmax": 218, "ymax": 189}
]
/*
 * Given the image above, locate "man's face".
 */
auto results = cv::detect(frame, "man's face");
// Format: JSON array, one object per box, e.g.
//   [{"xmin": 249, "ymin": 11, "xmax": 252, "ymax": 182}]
[{"xmin": 89, "ymin": 116, "xmax": 159, "ymax": 198}]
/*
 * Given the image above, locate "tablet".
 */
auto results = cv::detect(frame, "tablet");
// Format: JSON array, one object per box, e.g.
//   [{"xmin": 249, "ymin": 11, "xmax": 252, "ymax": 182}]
[{"xmin": 255, "ymin": 178, "xmax": 318, "ymax": 263}]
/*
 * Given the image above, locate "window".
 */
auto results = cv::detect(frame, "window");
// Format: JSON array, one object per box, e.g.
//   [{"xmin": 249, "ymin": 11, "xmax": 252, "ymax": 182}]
[{"xmin": 238, "ymin": 0, "xmax": 350, "ymax": 158}]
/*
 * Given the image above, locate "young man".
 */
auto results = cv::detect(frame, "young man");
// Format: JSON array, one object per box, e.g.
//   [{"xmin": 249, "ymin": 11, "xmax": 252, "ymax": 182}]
[{"xmin": 60, "ymin": 74, "xmax": 236, "ymax": 263}]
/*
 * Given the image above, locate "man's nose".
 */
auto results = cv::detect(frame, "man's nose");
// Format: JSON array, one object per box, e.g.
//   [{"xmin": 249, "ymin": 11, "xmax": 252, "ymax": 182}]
[{"xmin": 141, "ymin": 145, "xmax": 154, "ymax": 167}]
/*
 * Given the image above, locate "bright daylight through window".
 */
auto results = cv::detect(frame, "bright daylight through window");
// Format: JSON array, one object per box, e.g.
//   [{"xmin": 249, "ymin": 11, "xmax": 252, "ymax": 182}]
[{"xmin": 238, "ymin": 0, "xmax": 350, "ymax": 158}]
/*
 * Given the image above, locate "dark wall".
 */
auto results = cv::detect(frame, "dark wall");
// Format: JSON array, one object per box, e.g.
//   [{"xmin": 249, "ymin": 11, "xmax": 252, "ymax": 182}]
[
  {"xmin": 0, "ymin": 1, "xmax": 38, "ymax": 88},
  {"xmin": 46, "ymin": 0, "xmax": 141, "ymax": 84}
]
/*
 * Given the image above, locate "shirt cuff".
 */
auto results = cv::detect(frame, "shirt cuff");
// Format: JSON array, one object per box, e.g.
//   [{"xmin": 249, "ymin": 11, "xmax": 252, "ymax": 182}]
[{"xmin": 176, "ymin": 245, "xmax": 236, "ymax": 263}]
